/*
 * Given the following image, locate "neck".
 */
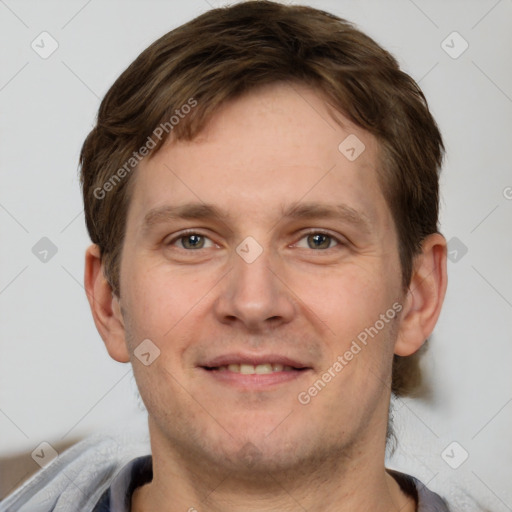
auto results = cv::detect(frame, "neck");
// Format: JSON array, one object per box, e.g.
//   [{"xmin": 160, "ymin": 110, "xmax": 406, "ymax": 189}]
[{"xmin": 132, "ymin": 423, "xmax": 415, "ymax": 512}]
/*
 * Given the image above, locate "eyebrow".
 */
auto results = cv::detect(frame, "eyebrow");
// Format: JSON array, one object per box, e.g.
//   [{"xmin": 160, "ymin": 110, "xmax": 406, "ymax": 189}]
[
  {"xmin": 142, "ymin": 201, "xmax": 372, "ymax": 235},
  {"xmin": 142, "ymin": 203, "xmax": 230, "ymax": 234},
  {"xmin": 281, "ymin": 202, "xmax": 372, "ymax": 234}
]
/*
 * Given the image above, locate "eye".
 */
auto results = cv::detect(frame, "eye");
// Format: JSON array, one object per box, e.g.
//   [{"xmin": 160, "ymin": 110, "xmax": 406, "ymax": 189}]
[
  {"xmin": 295, "ymin": 232, "xmax": 340, "ymax": 250},
  {"xmin": 169, "ymin": 232, "xmax": 215, "ymax": 250}
]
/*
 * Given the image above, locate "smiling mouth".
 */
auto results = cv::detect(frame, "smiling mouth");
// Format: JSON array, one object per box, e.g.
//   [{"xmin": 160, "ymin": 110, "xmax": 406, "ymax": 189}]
[{"xmin": 204, "ymin": 363, "xmax": 308, "ymax": 374}]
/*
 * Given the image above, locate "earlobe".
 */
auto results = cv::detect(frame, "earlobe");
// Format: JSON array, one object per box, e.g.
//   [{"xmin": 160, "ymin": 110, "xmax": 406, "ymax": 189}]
[
  {"xmin": 394, "ymin": 233, "xmax": 448, "ymax": 356},
  {"xmin": 84, "ymin": 244, "xmax": 130, "ymax": 363}
]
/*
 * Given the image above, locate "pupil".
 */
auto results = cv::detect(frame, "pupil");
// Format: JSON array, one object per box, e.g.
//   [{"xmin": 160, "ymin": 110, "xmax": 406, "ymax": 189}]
[
  {"xmin": 309, "ymin": 233, "xmax": 329, "ymax": 249},
  {"xmin": 185, "ymin": 235, "xmax": 202, "ymax": 248}
]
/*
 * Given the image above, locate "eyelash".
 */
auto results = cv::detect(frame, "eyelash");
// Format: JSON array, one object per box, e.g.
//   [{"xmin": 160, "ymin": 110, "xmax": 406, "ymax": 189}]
[
  {"xmin": 166, "ymin": 229, "xmax": 346, "ymax": 251},
  {"xmin": 166, "ymin": 230, "xmax": 217, "ymax": 250},
  {"xmin": 293, "ymin": 229, "xmax": 344, "ymax": 250}
]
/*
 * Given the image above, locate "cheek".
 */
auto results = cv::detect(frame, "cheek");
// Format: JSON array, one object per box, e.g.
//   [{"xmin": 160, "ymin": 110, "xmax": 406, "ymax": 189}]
[
  {"xmin": 290, "ymin": 263, "xmax": 397, "ymax": 341},
  {"xmin": 120, "ymin": 259, "xmax": 223, "ymax": 363}
]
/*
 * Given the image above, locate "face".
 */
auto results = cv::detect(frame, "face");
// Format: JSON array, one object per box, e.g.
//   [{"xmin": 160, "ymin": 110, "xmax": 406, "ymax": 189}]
[{"xmin": 116, "ymin": 82, "xmax": 405, "ymax": 473}]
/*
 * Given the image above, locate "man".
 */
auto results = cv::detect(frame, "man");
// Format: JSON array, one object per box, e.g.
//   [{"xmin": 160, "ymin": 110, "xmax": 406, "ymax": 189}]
[{"xmin": 1, "ymin": 1, "xmax": 450, "ymax": 510}]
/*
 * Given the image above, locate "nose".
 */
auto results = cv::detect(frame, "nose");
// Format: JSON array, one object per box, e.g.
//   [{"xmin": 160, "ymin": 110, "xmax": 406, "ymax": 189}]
[{"xmin": 213, "ymin": 242, "xmax": 296, "ymax": 332}]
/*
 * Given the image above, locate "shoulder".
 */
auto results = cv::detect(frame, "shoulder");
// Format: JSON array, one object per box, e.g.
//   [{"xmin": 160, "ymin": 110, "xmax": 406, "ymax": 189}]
[
  {"xmin": 0, "ymin": 432, "xmax": 150, "ymax": 512},
  {"xmin": 389, "ymin": 469, "xmax": 490, "ymax": 512},
  {"xmin": 93, "ymin": 455, "xmax": 153, "ymax": 512},
  {"xmin": 389, "ymin": 469, "xmax": 450, "ymax": 511}
]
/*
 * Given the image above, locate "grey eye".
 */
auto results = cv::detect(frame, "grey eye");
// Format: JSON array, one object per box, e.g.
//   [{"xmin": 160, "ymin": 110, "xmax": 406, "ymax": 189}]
[
  {"xmin": 180, "ymin": 234, "xmax": 206, "ymax": 249},
  {"xmin": 306, "ymin": 233, "xmax": 336, "ymax": 249}
]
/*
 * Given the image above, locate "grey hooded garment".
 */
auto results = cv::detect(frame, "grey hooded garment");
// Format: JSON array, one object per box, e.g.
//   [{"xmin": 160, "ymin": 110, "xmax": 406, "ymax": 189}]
[{"xmin": 0, "ymin": 431, "xmax": 482, "ymax": 511}]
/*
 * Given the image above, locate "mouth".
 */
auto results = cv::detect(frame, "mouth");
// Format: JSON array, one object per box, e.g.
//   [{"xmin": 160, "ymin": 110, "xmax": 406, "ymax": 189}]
[
  {"xmin": 199, "ymin": 354, "xmax": 312, "ymax": 389},
  {"xmin": 207, "ymin": 363, "xmax": 304, "ymax": 374}
]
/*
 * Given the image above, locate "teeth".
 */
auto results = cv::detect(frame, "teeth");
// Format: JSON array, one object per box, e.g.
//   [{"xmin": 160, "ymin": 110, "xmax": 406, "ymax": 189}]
[
  {"xmin": 240, "ymin": 364, "xmax": 254, "ymax": 375},
  {"xmin": 255, "ymin": 363, "xmax": 274, "ymax": 374},
  {"xmin": 217, "ymin": 363, "xmax": 294, "ymax": 374}
]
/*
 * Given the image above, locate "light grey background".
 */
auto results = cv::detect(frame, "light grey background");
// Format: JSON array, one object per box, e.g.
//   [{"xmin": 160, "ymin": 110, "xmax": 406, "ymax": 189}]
[{"xmin": 0, "ymin": 0, "xmax": 511, "ymax": 509}]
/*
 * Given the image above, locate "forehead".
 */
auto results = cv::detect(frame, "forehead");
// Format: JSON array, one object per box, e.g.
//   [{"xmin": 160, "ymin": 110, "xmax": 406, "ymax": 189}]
[{"xmin": 128, "ymin": 82, "xmax": 390, "ymax": 233}]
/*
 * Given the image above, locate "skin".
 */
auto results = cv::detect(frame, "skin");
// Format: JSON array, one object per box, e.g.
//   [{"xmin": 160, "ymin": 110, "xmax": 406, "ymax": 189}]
[{"xmin": 85, "ymin": 82, "xmax": 447, "ymax": 512}]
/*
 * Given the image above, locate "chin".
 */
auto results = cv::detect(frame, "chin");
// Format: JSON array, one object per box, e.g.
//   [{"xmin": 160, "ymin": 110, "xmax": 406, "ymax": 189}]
[{"xmin": 198, "ymin": 420, "xmax": 332, "ymax": 475}]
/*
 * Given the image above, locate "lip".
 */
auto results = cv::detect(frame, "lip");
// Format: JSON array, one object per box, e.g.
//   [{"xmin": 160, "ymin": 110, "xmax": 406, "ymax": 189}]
[
  {"xmin": 200, "ymin": 367, "xmax": 310, "ymax": 389},
  {"xmin": 198, "ymin": 352, "xmax": 313, "ymax": 391},
  {"xmin": 200, "ymin": 353, "xmax": 310, "ymax": 369}
]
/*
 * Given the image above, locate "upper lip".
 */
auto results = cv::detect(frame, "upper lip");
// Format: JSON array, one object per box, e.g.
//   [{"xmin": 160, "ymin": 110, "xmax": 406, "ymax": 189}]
[{"xmin": 200, "ymin": 353, "xmax": 311, "ymax": 369}]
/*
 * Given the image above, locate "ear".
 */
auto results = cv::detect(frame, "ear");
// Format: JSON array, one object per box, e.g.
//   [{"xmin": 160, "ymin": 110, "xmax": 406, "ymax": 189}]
[
  {"xmin": 84, "ymin": 244, "xmax": 130, "ymax": 363},
  {"xmin": 394, "ymin": 233, "xmax": 448, "ymax": 356}
]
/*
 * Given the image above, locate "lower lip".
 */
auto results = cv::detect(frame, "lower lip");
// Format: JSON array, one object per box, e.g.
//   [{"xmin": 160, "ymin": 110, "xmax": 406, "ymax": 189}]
[{"xmin": 200, "ymin": 368, "xmax": 310, "ymax": 389}]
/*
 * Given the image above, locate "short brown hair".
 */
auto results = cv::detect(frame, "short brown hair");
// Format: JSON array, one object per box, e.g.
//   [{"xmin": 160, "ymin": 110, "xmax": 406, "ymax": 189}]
[{"xmin": 80, "ymin": 0, "xmax": 444, "ymax": 396}]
